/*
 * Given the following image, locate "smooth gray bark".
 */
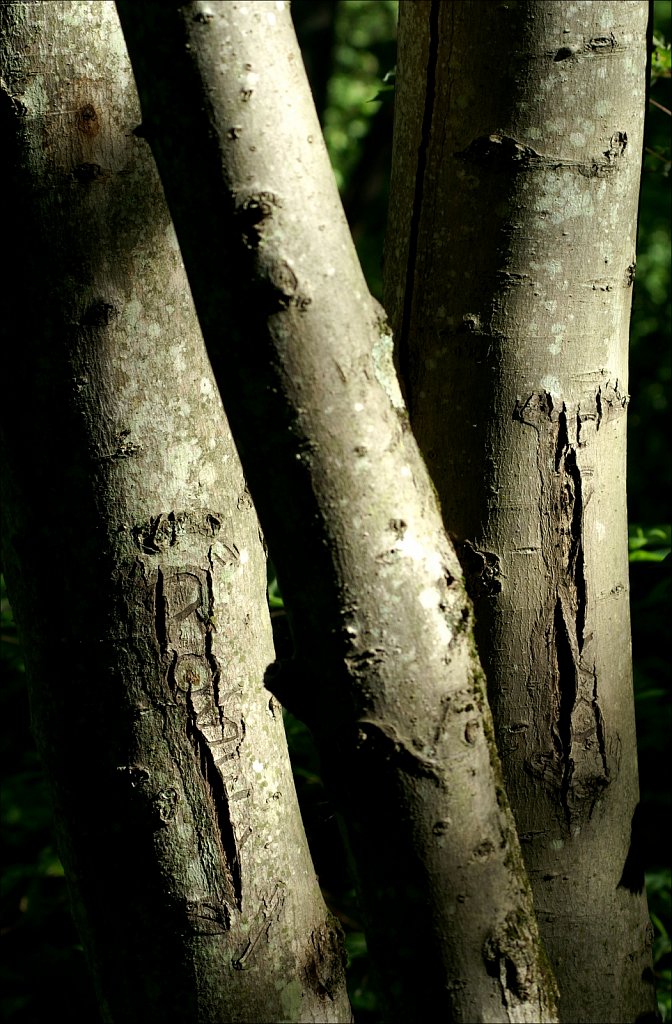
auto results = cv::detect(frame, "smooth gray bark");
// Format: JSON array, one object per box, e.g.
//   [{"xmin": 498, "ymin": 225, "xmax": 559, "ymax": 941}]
[
  {"xmin": 384, "ymin": 2, "xmax": 656, "ymax": 1021},
  {"xmin": 115, "ymin": 2, "xmax": 559, "ymax": 1021},
  {"xmin": 0, "ymin": 3, "xmax": 351, "ymax": 1022}
]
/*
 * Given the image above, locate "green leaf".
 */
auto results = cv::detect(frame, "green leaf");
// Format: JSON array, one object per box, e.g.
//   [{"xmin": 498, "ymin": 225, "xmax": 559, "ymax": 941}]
[
  {"xmin": 652, "ymin": 32, "xmax": 672, "ymax": 82},
  {"xmin": 267, "ymin": 576, "xmax": 284, "ymax": 609},
  {"xmin": 628, "ymin": 524, "xmax": 671, "ymax": 561}
]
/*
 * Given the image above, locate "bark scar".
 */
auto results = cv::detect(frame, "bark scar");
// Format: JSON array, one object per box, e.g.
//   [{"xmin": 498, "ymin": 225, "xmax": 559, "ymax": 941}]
[
  {"xmin": 452, "ymin": 537, "xmax": 503, "ymax": 598},
  {"xmin": 456, "ymin": 132, "xmax": 628, "ymax": 178},
  {"xmin": 356, "ymin": 719, "xmax": 442, "ymax": 782},
  {"xmin": 514, "ymin": 391, "xmax": 614, "ymax": 826},
  {"xmin": 232, "ymin": 883, "xmax": 286, "ymax": 970},
  {"xmin": 157, "ymin": 565, "xmax": 247, "ymax": 908}
]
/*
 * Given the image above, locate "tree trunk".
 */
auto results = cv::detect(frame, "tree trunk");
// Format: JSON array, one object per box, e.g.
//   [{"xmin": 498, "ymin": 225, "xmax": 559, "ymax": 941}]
[
  {"xmin": 115, "ymin": 2, "xmax": 558, "ymax": 1021},
  {"xmin": 0, "ymin": 3, "xmax": 351, "ymax": 1022},
  {"xmin": 384, "ymin": 2, "xmax": 656, "ymax": 1020}
]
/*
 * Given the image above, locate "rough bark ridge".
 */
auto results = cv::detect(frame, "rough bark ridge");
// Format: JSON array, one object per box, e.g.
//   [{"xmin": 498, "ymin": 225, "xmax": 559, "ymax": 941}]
[
  {"xmin": 384, "ymin": 2, "xmax": 655, "ymax": 1021},
  {"xmin": 0, "ymin": 3, "xmax": 351, "ymax": 1022},
  {"xmin": 115, "ymin": 1, "xmax": 558, "ymax": 1021}
]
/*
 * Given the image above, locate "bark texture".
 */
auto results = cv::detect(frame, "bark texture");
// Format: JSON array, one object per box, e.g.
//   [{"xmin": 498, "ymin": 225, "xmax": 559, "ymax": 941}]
[
  {"xmin": 0, "ymin": 3, "xmax": 351, "ymax": 1022},
  {"xmin": 384, "ymin": 2, "xmax": 656, "ymax": 1021},
  {"xmin": 115, "ymin": 2, "xmax": 559, "ymax": 1021}
]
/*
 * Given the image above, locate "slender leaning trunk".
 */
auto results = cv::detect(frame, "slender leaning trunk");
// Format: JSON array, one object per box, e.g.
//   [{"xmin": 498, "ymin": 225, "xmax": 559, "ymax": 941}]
[
  {"xmin": 115, "ymin": 2, "xmax": 559, "ymax": 1021},
  {"xmin": 0, "ymin": 3, "xmax": 351, "ymax": 1021},
  {"xmin": 384, "ymin": 2, "xmax": 656, "ymax": 1021}
]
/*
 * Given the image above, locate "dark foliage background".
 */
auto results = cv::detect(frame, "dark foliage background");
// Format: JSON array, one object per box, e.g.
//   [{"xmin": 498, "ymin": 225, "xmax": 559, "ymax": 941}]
[{"xmin": 1, "ymin": 3, "xmax": 669, "ymax": 1021}]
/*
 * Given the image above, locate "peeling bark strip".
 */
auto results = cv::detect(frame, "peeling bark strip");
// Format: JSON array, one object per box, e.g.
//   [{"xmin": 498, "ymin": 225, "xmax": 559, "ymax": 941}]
[{"xmin": 513, "ymin": 388, "xmax": 621, "ymax": 827}]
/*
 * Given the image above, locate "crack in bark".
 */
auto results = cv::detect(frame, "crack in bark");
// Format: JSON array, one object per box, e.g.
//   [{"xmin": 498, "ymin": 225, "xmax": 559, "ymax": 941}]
[
  {"xmin": 515, "ymin": 391, "xmax": 613, "ymax": 827},
  {"xmin": 553, "ymin": 597, "xmax": 578, "ymax": 828},
  {"xmin": 398, "ymin": 0, "xmax": 441, "ymax": 415}
]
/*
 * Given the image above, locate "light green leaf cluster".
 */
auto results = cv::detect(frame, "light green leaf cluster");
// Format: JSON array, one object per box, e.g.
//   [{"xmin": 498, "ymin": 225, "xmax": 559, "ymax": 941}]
[
  {"xmin": 323, "ymin": 0, "xmax": 398, "ymax": 189},
  {"xmin": 652, "ymin": 32, "xmax": 671, "ymax": 83},
  {"xmin": 628, "ymin": 524, "xmax": 671, "ymax": 562}
]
